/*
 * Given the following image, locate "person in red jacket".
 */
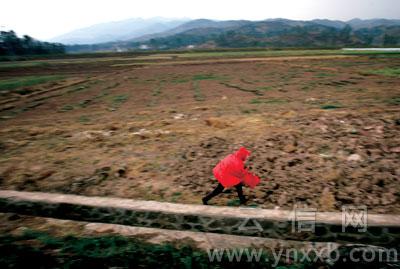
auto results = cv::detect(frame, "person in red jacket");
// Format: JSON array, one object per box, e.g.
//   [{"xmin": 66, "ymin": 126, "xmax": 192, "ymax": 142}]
[{"xmin": 202, "ymin": 146, "xmax": 261, "ymax": 205}]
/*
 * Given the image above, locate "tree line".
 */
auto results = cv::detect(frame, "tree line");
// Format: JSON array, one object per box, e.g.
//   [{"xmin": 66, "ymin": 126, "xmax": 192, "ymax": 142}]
[
  {"xmin": 135, "ymin": 24, "xmax": 400, "ymax": 50},
  {"xmin": 0, "ymin": 30, "xmax": 65, "ymax": 56}
]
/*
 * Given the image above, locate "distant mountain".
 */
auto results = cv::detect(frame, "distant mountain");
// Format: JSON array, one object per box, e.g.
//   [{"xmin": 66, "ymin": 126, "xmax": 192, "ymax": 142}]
[
  {"xmin": 131, "ymin": 19, "xmax": 251, "ymax": 42},
  {"xmin": 50, "ymin": 17, "xmax": 189, "ymax": 45},
  {"xmin": 127, "ymin": 18, "xmax": 400, "ymax": 49},
  {"xmin": 347, "ymin": 18, "xmax": 400, "ymax": 29},
  {"xmin": 312, "ymin": 19, "xmax": 347, "ymax": 29},
  {"xmin": 65, "ymin": 18, "xmax": 400, "ymax": 52}
]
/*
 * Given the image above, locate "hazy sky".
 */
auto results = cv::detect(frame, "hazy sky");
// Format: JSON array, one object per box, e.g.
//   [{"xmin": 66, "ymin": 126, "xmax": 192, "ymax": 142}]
[{"xmin": 1, "ymin": 0, "xmax": 400, "ymax": 40}]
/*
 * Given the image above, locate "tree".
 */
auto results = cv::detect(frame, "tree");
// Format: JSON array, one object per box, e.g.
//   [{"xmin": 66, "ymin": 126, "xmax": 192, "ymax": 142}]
[
  {"xmin": 339, "ymin": 25, "xmax": 352, "ymax": 43},
  {"xmin": 383, "ymin": 34, "xmax": 399, "ymax": 46},
  {"xmin": 0, "ymin": 30, "xmax": 65, "ymax": 56}
]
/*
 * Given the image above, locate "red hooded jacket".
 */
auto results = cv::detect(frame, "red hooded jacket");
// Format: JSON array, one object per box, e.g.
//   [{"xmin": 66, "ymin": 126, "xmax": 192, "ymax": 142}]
[{"xmin": 213, "ymin": 147, "xmax": 260, "ymax": 188}]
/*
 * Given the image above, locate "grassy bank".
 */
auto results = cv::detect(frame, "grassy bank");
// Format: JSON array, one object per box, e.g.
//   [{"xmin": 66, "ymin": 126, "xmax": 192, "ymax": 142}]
[
  {"xmin": 0, "ymin": 229, "xmax": 319, "ymax": 269},
  {"xmin": 0, "ymin": 75, "xmax": 64, "ymax": 92}
]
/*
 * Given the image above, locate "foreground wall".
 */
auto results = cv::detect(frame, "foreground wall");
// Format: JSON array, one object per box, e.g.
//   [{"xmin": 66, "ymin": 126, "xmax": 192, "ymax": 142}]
[{"xmin": 0, "ymin": 190, "xmax": 399, "ymax": 247}]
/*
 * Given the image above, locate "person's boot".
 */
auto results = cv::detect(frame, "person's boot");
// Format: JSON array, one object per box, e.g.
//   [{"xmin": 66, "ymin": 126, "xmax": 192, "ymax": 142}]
[
  {"xmin": 202, "ymin": 197, "xmax": 208, "ymax": 205},
  {"xmin": 239, "ymin": 196, "xmax": 248, "ymax": 205}
]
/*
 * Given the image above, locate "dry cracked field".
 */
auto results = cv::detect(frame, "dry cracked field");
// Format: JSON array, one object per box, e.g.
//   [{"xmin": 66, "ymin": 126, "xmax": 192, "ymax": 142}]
[{"xmin": 0, "ymin": 51, "xmax": 399, "ymax": 213}]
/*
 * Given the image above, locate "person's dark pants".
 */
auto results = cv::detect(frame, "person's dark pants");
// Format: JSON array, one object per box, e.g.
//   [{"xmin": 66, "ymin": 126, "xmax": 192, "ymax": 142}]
[{"xmin": 202, "ymin": 182, "xmax": 247, "ymax": 205}]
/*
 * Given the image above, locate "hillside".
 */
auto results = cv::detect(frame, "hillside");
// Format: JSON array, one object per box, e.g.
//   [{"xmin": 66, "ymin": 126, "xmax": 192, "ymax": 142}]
[
  {"xmin": 130, "ymin": 19, "xmax": 251, "ymax": 42},
  {"xmin": 136, "ymin": 19, "xmax": 400, "ymax": 49},
  {"xmin": 65, "ymin": 18, "xmax": 400, "ymax": 52}
]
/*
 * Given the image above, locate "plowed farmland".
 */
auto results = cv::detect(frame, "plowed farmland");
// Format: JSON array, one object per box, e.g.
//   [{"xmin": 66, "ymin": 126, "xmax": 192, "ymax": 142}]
[{"xmin": 0, "ymin": 51, "xmax": 399, "ymax": 213}]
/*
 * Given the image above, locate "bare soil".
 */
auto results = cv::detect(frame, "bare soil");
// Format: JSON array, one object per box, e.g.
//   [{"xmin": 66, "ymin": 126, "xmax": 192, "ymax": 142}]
[{"xmin": 0, "ymin": 53, "xmax": 399, "ymax": 213}]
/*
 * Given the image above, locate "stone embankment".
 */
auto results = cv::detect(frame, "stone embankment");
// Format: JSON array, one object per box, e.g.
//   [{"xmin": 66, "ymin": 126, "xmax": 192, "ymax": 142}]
[{"xmin": 0, "ymin": 190, "xmax": 399, "ymax": 247}]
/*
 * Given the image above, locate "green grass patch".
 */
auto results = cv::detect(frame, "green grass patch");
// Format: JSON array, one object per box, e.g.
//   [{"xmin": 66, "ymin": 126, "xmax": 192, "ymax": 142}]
[
  {"xmin": 264, "ymin": 98, "xmax": 289, "ymax": 104},
  {"xmin": 368, "ymin": 54, "xmax": 400, "ymax": 59},
  {"xmin": 240, "ymin": 78, "xmax": 254, "ymax": 84},
  {"xmin": 180, "ymin": 49, "xmax": 343, "ymax": 59},
  {"xmin": 177, "ymin": 49, "xmax": 400, "ymax": 60},
  {"xmin": 192, "ymin": 73, "xmax": 219, "ymax": 80},
  {"xmin": 0, "ymin": 228, "xmax": 322, "ymax": 268},
  {"xmin": 304, "ymin": 68, "xmax": 318, "ymax": 72},
  {"xmin": 227, "ymin": 199, "xmax": 241, "ymax": 206},
  {"xmin": 314, "ymin": 73, "xmax": 335, "ymax": 78},
  {"xmin": 257, "ymin": 86, "xmax": 274, "ymax": 91},
  {"xmin": 0, "ymin": 75, "xmax": 64, "ymax": 92},
  {"xmin": 152, "ymin": 83, "xmax": 163, "ymax": 96},
  {"xmin": 31, "ymin": 92, "xmax": 64, "ymax": 102},
  {"xmin": 149, "ymin": 82, "xmax": 164, "ymax": 106},
  {"xmin": 301, "ymin": 85, "xmax": 311, "ymax": 91},
  {"xmin": 251, "ymin": 98, "xmax": 289, "ymax": 105},
  {"xmin": 78, "ymin": 99, "xmax": 92, "ymax": 108},
  {"xmin": 58, "ymin": 104, "xmax": 74, "ymax": 112},
  {"xmin": 240, "ymin": 108, "xmax": 259, "ymax": 114},
  {"xmin": 0, "ymin": 61, "xmax": 50, "ymax": 70},
  {"xmin": 93, "ymin": 83, "xmax": 119, "ymax": 100},
  {"xmin": 15, "ymin": 88, "xmax": 34, "ymax": 95},
  {"xmin": 220, "ymin": 82, "xmax": 263, "ymax": 96},
  {"xmin": 105, "ymin": 82, "xmax": 120, "ymax": 90},
  {"xmin": 66, "ymin": 85, "xmax": 86, "ymax": 94},
  {"xmin": 112, "ymin": 94, "xmax": 129, "ymax": 107},
  {"xmin": 386, "ymin": 96, "xmax": 400, "ymax": 105},
  {"xmin": 78, "ymin": 115, "xmax": 91, "ymax": 124},
  {"xmin": 250, "ymin": 98, "xmax": 263, "ymax": 104},
  {"xmin": 321, "ymin": 104, "xmax": 342, "ymax": 109},
  {"xmin": 170, "ymin": 191, "xmax": 182, "ymax": 202},
  {"xmin": 245, "ymin": 203, "xmax": 259, "ymax": 208},
  {"xmin": 21, "ymin": 101, "xmax": 44, "ymax": 111},
  {"xmin": 365, "ymin": 67, "xmax": 400, "ymax": 77},
  {"xmin": 171, "ymin": 77, "xmax": 190, "ymax": 83},
  {"xmin": 0, "ymin": 229, "xmax": 208, "ymax": 268},
  {"xmin": 252, "ymin": 97, "xmax": 290, "ymax": 104},
  {"xmin": 95, "ymin": 90, "xmax": 110, "ymax": 99},
  {"xmin": 193, "ymin": 81, "xmax": 205, "ymax": 101},
  {"xmin": 109, "ymin": 94, "xmax": 129, "ymax": 110}
]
